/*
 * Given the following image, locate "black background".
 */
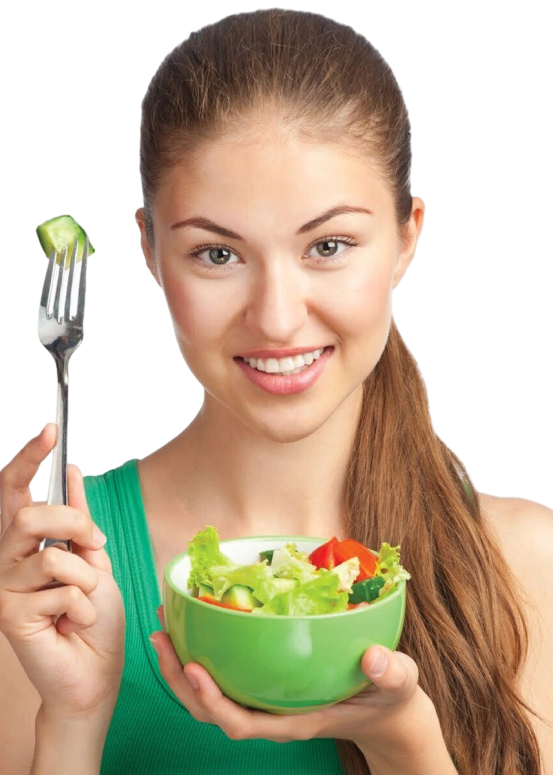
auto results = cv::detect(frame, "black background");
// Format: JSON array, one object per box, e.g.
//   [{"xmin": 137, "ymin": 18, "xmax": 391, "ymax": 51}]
[{"xmin": 0, "ymin": 13, "xmax": 551, "ymax": 510}]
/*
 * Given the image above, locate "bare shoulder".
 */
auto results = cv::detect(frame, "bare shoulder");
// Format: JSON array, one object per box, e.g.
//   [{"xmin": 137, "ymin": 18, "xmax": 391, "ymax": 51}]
[
  {"xmin": 478, "ymin": 492, "xmax": 553, "ymax": 771},
  {"xmin": 478, "ymin": 492, "xmax": 553, "ymax": 553},
  {"xmin": 478, "ymin": 491, "xmax": 552, "ymax": 627}
]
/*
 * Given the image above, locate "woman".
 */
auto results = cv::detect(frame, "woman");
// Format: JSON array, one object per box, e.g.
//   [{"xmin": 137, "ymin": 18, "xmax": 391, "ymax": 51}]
[{"xmin": 0, "ymin": 9, "xmax": 552, "ymax": 775}]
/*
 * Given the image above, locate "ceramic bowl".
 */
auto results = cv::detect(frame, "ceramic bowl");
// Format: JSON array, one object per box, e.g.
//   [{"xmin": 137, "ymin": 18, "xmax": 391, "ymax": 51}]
[{"xmin": 163, "ymin": 535, "xmax": 406, "ymax": 714}]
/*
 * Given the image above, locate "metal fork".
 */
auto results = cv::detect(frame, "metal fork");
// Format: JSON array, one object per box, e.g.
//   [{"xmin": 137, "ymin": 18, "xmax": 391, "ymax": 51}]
[{"xmin": 37, "ymin": 238, "xmax": 88, "ymax": 579}]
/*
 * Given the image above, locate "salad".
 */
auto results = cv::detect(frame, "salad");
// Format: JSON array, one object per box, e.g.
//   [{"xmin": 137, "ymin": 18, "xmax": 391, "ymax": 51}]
[{"xmin": 186, "ymin": 526, "xmax": 411, "ymax": 616}]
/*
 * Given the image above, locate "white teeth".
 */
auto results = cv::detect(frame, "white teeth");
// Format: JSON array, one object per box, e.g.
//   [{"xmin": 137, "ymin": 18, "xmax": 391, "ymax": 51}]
[{"xmin": 242, "ymin": 347, "xmax": 327, "ymax": 375}]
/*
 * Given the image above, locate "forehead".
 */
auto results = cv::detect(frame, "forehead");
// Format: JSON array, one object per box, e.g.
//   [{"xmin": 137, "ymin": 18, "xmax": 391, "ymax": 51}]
[{"xmin": 155, "ymin": 133, "xmax": 394, "ymax": 229}]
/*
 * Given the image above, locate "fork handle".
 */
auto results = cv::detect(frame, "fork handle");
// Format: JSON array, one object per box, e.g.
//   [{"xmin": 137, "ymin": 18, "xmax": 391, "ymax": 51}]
[{"xmin": 38, "ymin": 357, "xmax": 72, "ymax": 589}]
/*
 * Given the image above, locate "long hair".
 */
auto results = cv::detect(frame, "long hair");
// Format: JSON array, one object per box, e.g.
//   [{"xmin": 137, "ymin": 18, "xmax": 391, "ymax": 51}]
[{"xmin": 139, "ymin": 9, "xmax": 546, "ymax": 773}]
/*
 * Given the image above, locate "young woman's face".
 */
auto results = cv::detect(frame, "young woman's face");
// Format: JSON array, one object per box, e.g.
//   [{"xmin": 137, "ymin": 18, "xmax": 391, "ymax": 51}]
[{"xmin": 137, "ymin": 133, "xmax": 424, "ymax": 442}]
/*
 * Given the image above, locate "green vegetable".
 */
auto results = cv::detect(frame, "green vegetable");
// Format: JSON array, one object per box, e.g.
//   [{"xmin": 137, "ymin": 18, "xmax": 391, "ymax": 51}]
[
  {"xmin": 221, "ymin": 585, "xmax": 262, "ymax": 609},
  {"xmin": 187, "ymin": 525, "xmax": 238, "ymax": 590},
  {"xmin": 269, "ymin": 544, "xmax": 320, "ymax": 585},
  {"xmin": 36, "ymin": 214, "xmax": 95, "ymax": 267},
  {"xmin": 252, "ymin": 570, "xmax": 348, "ymax": 616},
  {"xmin": 348, "ymin": 575, "xmax": 385, "ymax": 604},
  {"xmin": 259, "ymin": 549, "xmax": 274, "ymax": 563},
  {"xmin": 374, "ymin": 542, "xmax": 411, "ymax": 600}
]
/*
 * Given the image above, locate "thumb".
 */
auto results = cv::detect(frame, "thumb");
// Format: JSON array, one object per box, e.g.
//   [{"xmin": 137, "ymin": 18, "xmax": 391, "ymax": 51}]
[
  {"xmin": 361, "ymin": 646, "xmax": 419, "ymax": 707},
  {"xmin": 67, "ymin": 463, "xmax": 113, "ymax": 574}
]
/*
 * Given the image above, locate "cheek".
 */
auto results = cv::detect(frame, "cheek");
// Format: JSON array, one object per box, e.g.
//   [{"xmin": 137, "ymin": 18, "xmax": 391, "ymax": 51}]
[
  {"xmin": 162, "ymin": 271, "xmax": 235, "ymax": 347},
  {"xmin": 322, "ymin": 258, "xmax": 393, "ymax": 341}
]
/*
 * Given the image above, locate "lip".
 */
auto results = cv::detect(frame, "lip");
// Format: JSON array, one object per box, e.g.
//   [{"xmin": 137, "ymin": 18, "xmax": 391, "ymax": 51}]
[
  {"xmin": 237, "ymin": 345, "xmax": 329, "ymax": 359},
  {"xmin": 235, "ymin": 346, "xmax": 334, "ymax": 396}
]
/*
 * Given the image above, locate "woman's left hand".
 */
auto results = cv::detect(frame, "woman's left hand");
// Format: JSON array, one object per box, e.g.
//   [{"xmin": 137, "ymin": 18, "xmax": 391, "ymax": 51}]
[{"xmin": 150, "ymin": 605, "xmax": 435, "ymax": 752}]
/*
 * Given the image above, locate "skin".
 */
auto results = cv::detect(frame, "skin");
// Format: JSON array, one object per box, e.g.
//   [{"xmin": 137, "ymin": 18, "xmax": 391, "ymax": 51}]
[{"xmin": 134, "ymin": 127, "xmax": 443, "ymax": 760}]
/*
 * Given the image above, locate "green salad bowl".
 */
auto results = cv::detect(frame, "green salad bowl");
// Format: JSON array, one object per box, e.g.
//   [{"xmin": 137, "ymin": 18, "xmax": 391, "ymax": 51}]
[{"xmin": 163, "ymin": 535, "xmax": 407, "ymax": 714}]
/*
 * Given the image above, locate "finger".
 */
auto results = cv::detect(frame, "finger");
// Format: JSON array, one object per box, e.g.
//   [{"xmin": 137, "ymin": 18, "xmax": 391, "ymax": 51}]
[
  {"xmin": 65, "ymin": 464, "xmax": 112, "ymax": 574},
  {"xmin": 67, "ymin": 463, "xmax": 90, "ymax": 516},
  {"xmin": 151, "ymin": 631, "xmax": 213, "ymax": 722},
  {"xmin": 156, "ymin": 604, "xmax": 165, "ymax": 629},
  {"xmin": 361, "ymin": 646, "xmax": 419, "ymax": 707},
  {"xmin": 182, "ymin": 659, "xmax": 321, "ymax": 743},
  {"xmin": 151, "ymin": 630, "xmax": 319, "ymax": 740},
  {"xmin": 153, "ymin": 632, "xmax": 321, "ymax": 742},
  {"xmin": 0, "ymin": 504, "xmax": 106, "ymax": 566},
  {"xmin": 2, "ymin": 546, "xmax": 99, "ymax": 595},
  {"xmin": 0, "ymin": 424, "xmax": 58, "ymax": 529},
  {"xmin": 0, "ymin": 584, "xmax": 97, "ymax": 641}
]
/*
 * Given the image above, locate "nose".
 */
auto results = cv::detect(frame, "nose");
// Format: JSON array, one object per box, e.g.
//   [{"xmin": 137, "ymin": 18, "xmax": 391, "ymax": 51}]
[{"xmin": 243, "ymin": 259, "xmax": 308, "ymax": 343}]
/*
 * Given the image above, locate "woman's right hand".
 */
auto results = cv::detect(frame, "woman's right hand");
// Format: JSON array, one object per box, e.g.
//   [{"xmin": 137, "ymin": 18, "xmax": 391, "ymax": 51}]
[{"xmin": 0, "ymin": 423, "xmax": 126, "ymax": 721}]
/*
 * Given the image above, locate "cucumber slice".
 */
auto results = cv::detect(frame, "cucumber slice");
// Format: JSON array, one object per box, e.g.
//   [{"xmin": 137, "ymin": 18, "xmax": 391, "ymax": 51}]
[
  {"xmin": 198, "ymin": 583, "xmax": 214, "ymax": 597},
  {"xmin": 36, "ymin": 214, "xmax": 95, "ymax": 268},
  {"xmin": 221, "ymin": 585, "xmax": 262, "ymax": 610},
  {"xmin": 348, "ymin": 575, "xmax": 385, "ymax": 604}
]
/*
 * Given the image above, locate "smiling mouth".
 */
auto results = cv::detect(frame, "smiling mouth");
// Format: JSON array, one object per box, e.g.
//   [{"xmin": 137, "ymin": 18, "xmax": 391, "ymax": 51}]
[{"xmin": 234, "ymin": 346, "xmax": 334, "ymax": 377}]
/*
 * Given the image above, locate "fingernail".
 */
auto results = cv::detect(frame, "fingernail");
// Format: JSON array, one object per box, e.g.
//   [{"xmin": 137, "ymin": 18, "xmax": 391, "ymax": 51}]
[
  {"xmin": 92, "ymin": 526, "xmax": 107, "ymax": 547},
  {"xmin": 149, "ymin": 635, "xmax": 161, "ymax": 656},
  {"xmin": 184, "ymin": 669, "xmax": 199, "ymax": 690},
  {"xmin": 368, "ymin": 647, "xmax": 388, "ymax": 677}
]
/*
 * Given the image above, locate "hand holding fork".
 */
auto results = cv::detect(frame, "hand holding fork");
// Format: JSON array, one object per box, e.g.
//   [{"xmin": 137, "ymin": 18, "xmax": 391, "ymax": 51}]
[
  {"xmin": 37, "ymin": 239, "xmax": 88, "ymax": 577},
  {"xmin": 0, "ymin": 232, "xmax": 126, "ymax": 730}
]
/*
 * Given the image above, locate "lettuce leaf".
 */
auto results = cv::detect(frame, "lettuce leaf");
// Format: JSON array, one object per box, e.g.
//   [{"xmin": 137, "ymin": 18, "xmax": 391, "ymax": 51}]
[
  {"xmin": 251, "ymin": 569, "xmax": 349, "ymax": 616},
  {"xmin": 373, "ymin": 542, "xmax": 411, "ymax": 601},
  {"xmin": 269, "ymin": 544, "xmax": 320, "ymax": 585},
  {"xmin": 187, "ymin": 525, "xmax": 238, "ymax": 590}
]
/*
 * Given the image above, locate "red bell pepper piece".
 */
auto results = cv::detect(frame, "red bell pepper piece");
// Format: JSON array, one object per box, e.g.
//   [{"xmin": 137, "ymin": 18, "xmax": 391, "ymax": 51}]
[
  {"xmin": 333, "ymin": 539, "xmax": 378, "ymax": 582},
  {"xmin": 308, "ymin": 536, "xmax": 339, "ymax": 570}
]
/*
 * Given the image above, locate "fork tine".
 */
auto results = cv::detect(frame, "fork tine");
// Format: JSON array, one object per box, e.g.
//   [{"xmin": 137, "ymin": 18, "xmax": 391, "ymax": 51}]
[
  {"xmin": 74, "ymin": 237, "xmax": 88, "ymax": 325},
  {"xmin": 38, "ymin": 250, "xmax": 57, "ymax": 313},
  {"xmin": 52, "ymin": 246, "xmax": 68, "ymax": 321},
  {"xmin": 64, "ymin": 240, "xmax": 79, "ymax": 321}
]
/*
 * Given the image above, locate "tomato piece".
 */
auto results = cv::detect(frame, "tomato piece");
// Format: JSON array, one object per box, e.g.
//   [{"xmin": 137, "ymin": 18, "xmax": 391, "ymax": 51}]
[
  {"xmin": 334, "ymin": 539, "xmax": 378, "ymax": 582},
  {"xmin": 197, "ymin": 595, "xmax": 252, "ymax": 612},
  {"xmin": 308, "ymin": 536, "xmax": 339, "ymax": 570}
]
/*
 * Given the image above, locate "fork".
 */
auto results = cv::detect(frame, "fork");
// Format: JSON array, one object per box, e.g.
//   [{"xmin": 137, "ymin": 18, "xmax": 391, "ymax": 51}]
[{"xmin": 37, "ymin": 238, "xmax": 88, "ymax": 582}]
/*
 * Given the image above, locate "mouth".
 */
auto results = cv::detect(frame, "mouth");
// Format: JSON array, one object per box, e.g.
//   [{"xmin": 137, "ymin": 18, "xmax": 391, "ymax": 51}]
[
  {"xmin": 235, "ymin": 345, "xmax": 333, "ymax": 361},
  {"xmin": 235, "ymin": 346, "xmax": 330, "ymax": 376},
  {"xmin": 234, "ymin": 346, "xmax": 334, "ymax": 396}
]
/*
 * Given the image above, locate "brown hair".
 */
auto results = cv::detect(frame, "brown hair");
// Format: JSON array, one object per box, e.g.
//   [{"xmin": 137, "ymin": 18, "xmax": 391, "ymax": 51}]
[{"xmin": 139, "ymin": 9, "xmax": 547, "ymax": 774}]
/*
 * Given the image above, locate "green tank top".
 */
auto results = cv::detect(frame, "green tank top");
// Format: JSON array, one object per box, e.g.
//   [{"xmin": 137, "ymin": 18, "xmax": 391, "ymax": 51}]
[{"xmin": 83, "ymin": 459, "xmax": 346, "ymax": 775}]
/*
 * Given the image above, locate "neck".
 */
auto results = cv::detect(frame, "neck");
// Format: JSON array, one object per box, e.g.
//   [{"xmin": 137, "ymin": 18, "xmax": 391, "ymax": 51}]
[{"xmin": 151, "ymin": 387, "xmax": 364, "ymax": 539}]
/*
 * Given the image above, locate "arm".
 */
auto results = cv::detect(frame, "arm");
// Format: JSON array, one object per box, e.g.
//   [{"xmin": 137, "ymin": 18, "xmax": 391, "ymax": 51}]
[
  {"xmin": 31, "ymin": 705, "xmax": 114, "ymax": 775},
  {"xmin": 359, "ymin": 722, "xmax": 457, "ymax": 775},
  {"xmin": 356, "ymin": 687, "xmax": 457, "ymax": 775}
]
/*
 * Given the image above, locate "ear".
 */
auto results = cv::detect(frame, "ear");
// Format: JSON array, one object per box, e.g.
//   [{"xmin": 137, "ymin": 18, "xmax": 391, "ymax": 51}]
[
  {"xmin": 392, "ymin": 197, "xmax": 425, "ymax": 289},
  {"xmin": 135, "ymin": 207, "xmax": 161, "ymax": 285}
]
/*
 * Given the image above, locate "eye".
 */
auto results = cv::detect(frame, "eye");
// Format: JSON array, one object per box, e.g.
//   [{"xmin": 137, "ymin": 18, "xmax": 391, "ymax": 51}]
[
  {"xmin": 305, "ymin": 237, "xmax": 355, "ymax": 260},
  {"xmin": 187, "ymin": 234, "xmax": 357, "ymax": 273},
  {"xmin": 190, "ymin": 250, "xmax": 236, "ymax": 269}
]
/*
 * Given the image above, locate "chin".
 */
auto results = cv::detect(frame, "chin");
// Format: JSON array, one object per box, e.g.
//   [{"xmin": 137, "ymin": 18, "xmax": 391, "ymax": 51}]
[{"xmin": 237, "ymin": 402, "xmax": 342, "ymax": 444}]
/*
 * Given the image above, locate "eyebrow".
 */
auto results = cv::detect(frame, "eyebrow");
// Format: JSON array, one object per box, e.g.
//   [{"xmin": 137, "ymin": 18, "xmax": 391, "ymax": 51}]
[{"xmin": 170, "ymin": 205, "xmax": 374, "ymax": 240}]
